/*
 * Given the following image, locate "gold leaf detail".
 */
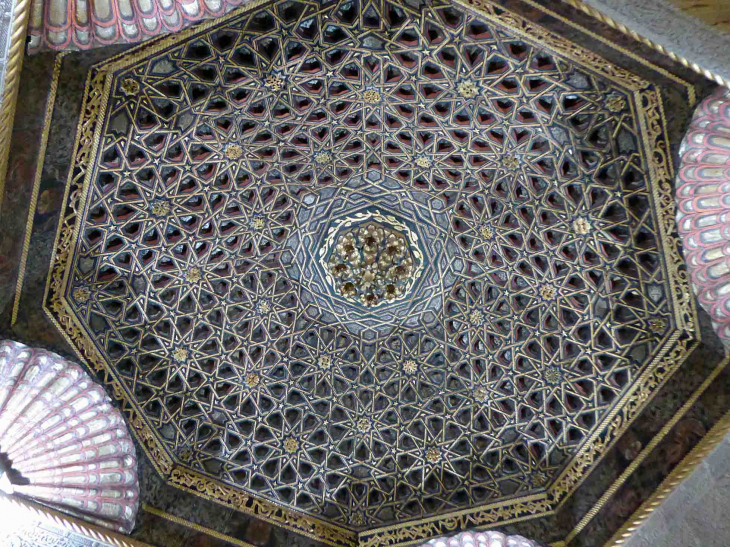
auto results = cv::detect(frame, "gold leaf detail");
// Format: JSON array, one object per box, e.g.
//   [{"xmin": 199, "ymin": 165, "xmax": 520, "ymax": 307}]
[
  {"xmin": 605, "ymin": 92, "xmax": 627, "ymax": 113},
  {"xmin": 265, "ymin": 74, "xmax": 285, "ymax": 91},
  {"xmin": 283, "ymin": 437, "xmax": 299, "ymax": 453},
  {"xmin": 573, "ymin": 217, "xmax": 591, "ymax": 234},
  {"xmin": 150, "ymin": 199, "xmax": 170, "ymax": 217},
  {"xmin": 363, "ymin": 89, "xmax": 381, "ymax": 103},
  {"xmin": 315, "ymin": 152, "xmax": 331, "ymax": 164},
  {"xmin": 426, "ymin": 447, "xmax": 440, "ymax": 463},
  {"xmin": 245, "ymin": 373, "xmax": 260, "ymax": 387},
  {"xmin": 121, "ymin": 78, "xmax": 140, "ymax": 97},
  {"xmin": 457, "ymin": 80, "xmax": 478, "ymax": 98},
  {"xmin": 73, "ymin": 287, "xmax": 91, "ymax": 303},
  {"xmin": 226, "ymin": 144, "xmax": 243, "ymax": 160},
  {"xmin": 186, "ymin": 267, "xmax": 202, "ymax": 283}
]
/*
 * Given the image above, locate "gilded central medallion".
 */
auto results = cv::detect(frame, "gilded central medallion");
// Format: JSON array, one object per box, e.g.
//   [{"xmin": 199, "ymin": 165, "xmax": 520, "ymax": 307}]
[{"xmin": 322, "ymin": 212, "xmax": 423, "ymax": 307}]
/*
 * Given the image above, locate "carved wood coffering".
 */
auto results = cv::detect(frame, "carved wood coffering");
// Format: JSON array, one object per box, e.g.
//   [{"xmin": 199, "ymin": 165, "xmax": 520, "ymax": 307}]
[
  {"xmin": 42, "ymin": 0, "xmax": 696, "ymax": 543},
  {"xmin": 0, "ymin": 340, "xmax": 140, "ymax": 533}
]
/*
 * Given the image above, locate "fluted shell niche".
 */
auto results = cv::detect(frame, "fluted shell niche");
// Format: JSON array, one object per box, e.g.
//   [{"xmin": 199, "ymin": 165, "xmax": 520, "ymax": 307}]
[
  {"xmin": 676, "ymin": 87, "xmax": 730, "ymax": 347},
  {"xmin": 0, "ymin": 340, "xmax": 140, "ymax": 533},
  {"xmin": 421, "ymin": 531, "xmax": 539, "ymax": 547}
]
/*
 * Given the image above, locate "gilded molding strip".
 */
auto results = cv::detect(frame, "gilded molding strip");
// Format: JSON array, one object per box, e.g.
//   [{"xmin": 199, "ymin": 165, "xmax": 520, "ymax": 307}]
[
  {"xmin": 0, "ymin": 0, "xmax": 32, "ymax": 213},
  {"xmin": 554, "ymin": 354, "xmax": 730, "ymax": 546},
  {"xmin": 166, "ymin": 466, "xmax": 356, "ymax": 546},
  {"xmin": 360, "ymin": 495, "xmax": 553, "ymax": 547},
  {"xmin": 142, "ymin": 503, "xmax": 258, "ymax": 547},
  {"xmin": 559, "ymin": 0, "xmax": 730, "ymax": 89},
  {"xmin": 11, "ymin": 52, "xmax": 65, "ymax": 326},
  {"xmin": 0, "ymin": 493, "xmax": 152, "ymax": 547},
  {"xmin": 604, "ymin": 405, "xmax": 730, "ymax": 546},
  {"xmin": 518, "ymin": 0, "xmax": 696, "ymax": 107}
]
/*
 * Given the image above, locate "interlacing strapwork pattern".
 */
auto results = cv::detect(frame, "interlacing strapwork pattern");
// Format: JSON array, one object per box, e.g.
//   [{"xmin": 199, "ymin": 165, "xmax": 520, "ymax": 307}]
[{"xmin": 59, "ymin": 0, "xmax": 677, "ymax": 532}]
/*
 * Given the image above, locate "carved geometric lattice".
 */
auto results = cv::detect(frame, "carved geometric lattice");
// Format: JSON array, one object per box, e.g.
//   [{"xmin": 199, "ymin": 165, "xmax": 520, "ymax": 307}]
[{"xmin": 57, "ymin": 0, "xmax": 677, "ymax": 533}]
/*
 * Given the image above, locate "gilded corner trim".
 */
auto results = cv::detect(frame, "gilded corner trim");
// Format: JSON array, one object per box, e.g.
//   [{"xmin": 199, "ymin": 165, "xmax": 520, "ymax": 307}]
[
  {"xmin": 559, "ymin": 0, "xmax": 730, "ymax": 89},
  {"xmin": 517, "ymin": 0, "xmax": 696, "ymax": 106},
  {"xmin": 142, "ymin": 504, "xmax": 258, "ymax": 547},
  {"xmin": 11, "ymin": 52, "xmax": 65, "ymax": 325},
  {"xmin": 556, "ymin": 354, "xmax": 730, "ymax": 546},
  {"xmin": 605, "ymin": 401, "xmax": 730, "ymax": 546},
  {"xmin": 0, "ymin": 0, "xmax": 32, "ymax": 212}
]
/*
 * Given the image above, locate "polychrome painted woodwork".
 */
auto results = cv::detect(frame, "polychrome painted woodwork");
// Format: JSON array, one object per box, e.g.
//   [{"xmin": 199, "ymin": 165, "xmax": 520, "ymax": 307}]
[{"xmin": 43, "ymin": 0, "xmax": 697, "ymax": 545}]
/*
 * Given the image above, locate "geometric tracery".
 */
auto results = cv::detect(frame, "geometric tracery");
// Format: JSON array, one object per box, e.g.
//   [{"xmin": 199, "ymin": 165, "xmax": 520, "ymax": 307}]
[{"xmin": 55, "ymin": 0, "xmax": 679, "ymax": 534}]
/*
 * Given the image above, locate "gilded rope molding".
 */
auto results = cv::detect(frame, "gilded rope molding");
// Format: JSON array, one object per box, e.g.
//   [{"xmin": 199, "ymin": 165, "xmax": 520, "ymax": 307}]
[
  {"xmin": 553, "ymin": 354, "xmax": 730, "ymax": 546},
  {"xmin": 0, "ymin": 493, "xmax": 152, "ymax": 547},
  {"xmin": 11, "ymin": 52, "xmax": 65, "ymax": 326},
  {"xmin": 604, "ymin": 406, "xmax": 730, "ymax": 546},
  {"xmin": 559, "ymin": 0, "xmax": 730, "ymax": 89},
  {"xmin": 0, "ymin": 0, "xmax": 32, "ymax": 212},
  {"xmin": 142, "ymin": 504, "xmax": 258, "ymax": 547}
]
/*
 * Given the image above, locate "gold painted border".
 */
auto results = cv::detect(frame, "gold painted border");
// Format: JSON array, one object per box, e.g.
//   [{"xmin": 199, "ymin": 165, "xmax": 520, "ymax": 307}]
[
  {"xmin": 41, "ymin": 1, "xmax": 700, "ymax": 547},
  {"xmin": 11, "ymin": 52, "xmax": 65, "ymax": 325},
  {"xmin": 0, "ymin": 0, "xmax": 32, "ymax": 213},
  {"xmin": 142, "ymin": 503, "xmax": 257, "ymax": 547},
  {"xmin": 0, "ymin": 493, "xmax": 153, "ymax": 547},
  {"xmin": 559, "ymin": 0, "xmax": 730, "ymax": 89}
]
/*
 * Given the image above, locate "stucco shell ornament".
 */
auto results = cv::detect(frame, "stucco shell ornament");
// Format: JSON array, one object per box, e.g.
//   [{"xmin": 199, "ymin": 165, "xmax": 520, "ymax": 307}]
[
  {"xmin": 0, "ymin": 340, "xmax": 140, "ymax": 533},
  {"xmin": 27, "ymin": 0, "xmax": 250, "ymax": 52},
  {"xmin": 420, "ymin": 531, "xmax": 539, "ymax": 547},
  {"xmin": 676, "ymin": 87, "xmax": 730, "ymax": 348}
]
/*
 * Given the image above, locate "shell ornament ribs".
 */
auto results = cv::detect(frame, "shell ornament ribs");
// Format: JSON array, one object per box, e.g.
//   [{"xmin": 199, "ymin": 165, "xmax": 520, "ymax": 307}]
[
  {"xmin": 27, "ymin": 0, "xmax": 252, "ymax": 52},
  {"xmin": 420, "ymin": 531, "xmax": 538, "ymax": 547},
  {"xmin": 0, "ymin": 340, "xmax": 140, "ymax": 533},
  {"xmin": 676, "ymin": 87, "xmax": 730, "ymax": 347}
]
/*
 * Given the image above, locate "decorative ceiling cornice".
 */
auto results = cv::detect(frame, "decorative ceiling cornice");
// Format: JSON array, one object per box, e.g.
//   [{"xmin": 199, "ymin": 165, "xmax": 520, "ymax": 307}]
[{"xmin": 559, "ymin": 0, "xmax": 730, "ymax": 89}]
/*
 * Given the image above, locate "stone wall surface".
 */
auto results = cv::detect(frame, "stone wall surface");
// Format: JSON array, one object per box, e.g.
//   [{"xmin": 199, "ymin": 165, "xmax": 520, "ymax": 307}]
[{"xmin": 667, "ymin": 0, "xmax": 730, "ymax": 34}]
